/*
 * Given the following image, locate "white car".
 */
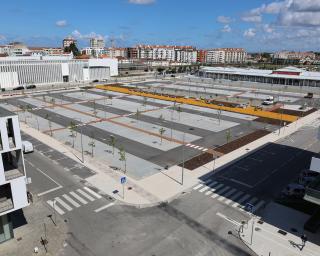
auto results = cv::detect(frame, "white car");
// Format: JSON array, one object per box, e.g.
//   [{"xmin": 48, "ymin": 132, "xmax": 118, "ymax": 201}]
[{"xmin": 22, "ymin": 141, "xmax": 34, "ymax": 153}]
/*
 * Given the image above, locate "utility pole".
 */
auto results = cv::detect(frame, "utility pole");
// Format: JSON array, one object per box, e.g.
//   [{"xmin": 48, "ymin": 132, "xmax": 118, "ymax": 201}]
[{"xmin": 181, "ymin": 133, "xmax": 185, "ymax": 185}]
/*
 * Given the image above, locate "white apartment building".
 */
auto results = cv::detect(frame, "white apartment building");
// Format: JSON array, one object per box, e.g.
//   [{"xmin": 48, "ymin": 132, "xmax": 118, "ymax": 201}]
[
  {"xmin": 0, "ymin": 43, "xmax": 30, "ymax": 57},
  {"xmin": 0, "ymin": 111, "xmax": 28, "ymax": 243},
  {"xmin": 63, "ymin": 37, "xmax": 77, "ymax": 49},
  {"xmin": 81, "ymin": 47, "xmax": 106, "ymax": 57},
  {"xmin": 136, "ymin": 45, "xmax": 197, "ymax": 63},
  {"xmin": 106, "ymin": 48, "xmax": 128, "ymax": 59},
  {"xmin": 206, "ymin": 48, "xmax": 247, "ymax": 64},
  {"xmin": 0, "ymin": 56, "xmax": 118, "ymax": 89},
  {"xmin": 90, "ymin": 38, "xmax": 105, "ymax": 49}
]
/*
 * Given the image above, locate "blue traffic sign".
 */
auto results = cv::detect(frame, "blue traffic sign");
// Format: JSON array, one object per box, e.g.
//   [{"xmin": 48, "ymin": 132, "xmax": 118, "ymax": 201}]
[{"xmin": 120, "ymin": 177, "xmax": 127, "ymax": 184}]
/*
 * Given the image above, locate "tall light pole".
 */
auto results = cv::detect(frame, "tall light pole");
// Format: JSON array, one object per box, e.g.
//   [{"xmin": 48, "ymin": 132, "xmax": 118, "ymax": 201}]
[
  {"xmin": 181, "ymin": 133, "xmax": 185, "ymax": 185},
  {"xmin": 74, "ymin": 118, "xmax": 84, "ymax": 163}
]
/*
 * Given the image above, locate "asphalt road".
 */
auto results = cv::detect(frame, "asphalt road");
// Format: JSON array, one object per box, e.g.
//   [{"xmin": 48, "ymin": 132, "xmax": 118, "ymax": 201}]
[{"xmin": 23, "ymin": 134, "xmax": 253, "ymax": 256}]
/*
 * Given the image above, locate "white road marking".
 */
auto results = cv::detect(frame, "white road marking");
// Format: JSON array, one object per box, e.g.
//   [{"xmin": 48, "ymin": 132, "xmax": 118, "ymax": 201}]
[
  {"xmin": 186, "ymin": 143, "xmax": 191, "ymax": 146},
  {"xmin": 253, "ymin": 200, "xmax": 265, "ymax": 213},
  {"xmin": 212, "ymin": 186, "xmax": 230, "ymax": 199},
  {"xmin": 94, "ymin": 203, "xmax": 115, "ymax": 213},
  {"xmin": 47, "ymin": 200, "xmax": 65, "ymax": 215},
  {"xmin": 84, "ymin": 187, "xmax": 102, "ymax": 199},
  {"xmin": 218, "ymin": 188, "xmax": 237, "ymax": 202},
  {"xmin": 55, "ymin": 197, "xmax": 72, "ymax": 211},
  {"xmin": 232, "ymin": 194, "xmax": 251, "ymax": 208},
  {"xmin": 193, "ymin": 184, "xmax": 204, "ymax": 190},
  {"xmin": 194, "ymin": 146, "xmax": 199, "ymax": 149},
  {"xmin": 216, "ymin": 212, "xmax": 241, "ymax": 226},
  {"xmin": 204, "ymin": 182, "xmax": 219, "ymax": 195},
  {"xmin": 202, "ymin": 148, "xmax": 208, "ymax": 152},
  {"xmin": 230, "ymin": 178, "xmax": 253, "ymax": 189},
  {"xmin": 70, "ymin": 191, "xmax": 88, "ymax": 204},
  {"xmin": 225, "ymin": 191, "xmax": 244, "ymax": 205},
  {"xmin": 62, "ymin": 194, "xmax": 81, "ymax": 208},
  {"xmin": 77, "ymin": 189, "xmax": 95, "ymax": 201},
  {"xmin": 34, "ymin": 167, "xmax": 63, "ymax": 197},
  {"xmin": 198, "ymin": 147, "xmax": 204, "ymax": 150},
  {"xmin": 190, "ymin": 145, "xmax": 196, "ymax": 148}
]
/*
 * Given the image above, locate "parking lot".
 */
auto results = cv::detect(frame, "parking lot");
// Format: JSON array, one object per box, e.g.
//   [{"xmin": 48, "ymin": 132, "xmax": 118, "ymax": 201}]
[{"xmin": 0, "ymin": 79, "xmax": 314, "ymax": 180}]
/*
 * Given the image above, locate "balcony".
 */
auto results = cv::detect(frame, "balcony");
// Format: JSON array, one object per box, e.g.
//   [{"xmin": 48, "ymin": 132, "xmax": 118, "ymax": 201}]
[
  {"xmin": 0, "ymin": 184, "xmax": 13, "ymax": 214},
  {"xmin": 304, "ymin": 176, "xmax": 320, "ymax": 205},
  {"xmin": 2, "ymin": 150, "xmax": 24, "ymax": 181}
]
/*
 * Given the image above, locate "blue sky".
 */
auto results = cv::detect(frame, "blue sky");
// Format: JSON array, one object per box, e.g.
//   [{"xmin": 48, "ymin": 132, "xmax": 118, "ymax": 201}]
[{"xmin": 1, "ymin": 0, "xmax": 320, "ymax": 51}]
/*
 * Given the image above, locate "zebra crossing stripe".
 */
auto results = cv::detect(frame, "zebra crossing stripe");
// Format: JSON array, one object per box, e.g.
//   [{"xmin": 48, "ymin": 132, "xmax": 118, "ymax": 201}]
[
  {"xmin": 186, "ymin": 143, "xmax": 191, "ymax": 146},
  {"xmin": 198, "ymin": 181, "xmax": 217, "ymax": 193},
  {"xmin": 239, "ymin": 197, "xmax": 259, "ymax": 211},
  {"xmin": 217, "ymin": 188, "xmax": 237, "ymax": 202},
  {"xmin": 47, "ymin": 200, "xmax": 65, "ymax": 215},
  {"xmin": 62, "ymin": 194, "xmax": 81, "ymax": 208},
  {"xmin": 55, "ymin": 197, "xmax": 72, "ymax": 211},
  {"xmin": 84, "ymin": 187, "xmax": 102, "ymax": 199},
  {"xmin": 225, "ymin": 191, "xmax": 244, "ymax": 205},
  {"xmin": 232, "ymin": 194, "xmax": 251, "ymax": 208},
  {"xmin": 70, "ymin": 191, "xmax": 87, "ymax": 204},
  {"xmin": 193, "ymin": 179, "xmax": 212, "ymax": 191},
  {"xmin": 253, "ymin": 200, "xmax": 265, "ymax": 213},
  {"xmin": 77, "ymin": 189, "xmax": 95, "ymax": 201},
  {"xmin": 190, "ymin": 145, "xmax": 196, "ymax": 148},
  {"xmin": 198, "ymin": 147, "xmax": 204, "ymax": 150},
  {"xmin": 194, "ymin": 146, "xmax": 199, "ymax": 149},
  {"xmin": 204, "ymin": 182, "xmax": 219, "ymax": 195},
  {"xmin": 202, "ymin": 148, "xmax": 208, "ymax": 152},
  {"xmin": 193, "ymin": 184, "xmax": 204, "ymax": 190},
  {"xmin": 212, "ymin": 186, "xmax": 230, "ymax": 199}
]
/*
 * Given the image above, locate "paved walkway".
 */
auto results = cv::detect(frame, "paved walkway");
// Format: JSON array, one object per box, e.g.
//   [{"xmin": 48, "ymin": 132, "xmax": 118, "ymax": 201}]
[
  {"xmin": 1, "ymin": 199, "xmax": 67, "ymax": 256},
  {"xmin": 20, "ymin": 110, "xmax": 320, "ymax": 207},
  {"xmin": 240, "ymin": 202, "xmax": 320, "ymax": 256}
]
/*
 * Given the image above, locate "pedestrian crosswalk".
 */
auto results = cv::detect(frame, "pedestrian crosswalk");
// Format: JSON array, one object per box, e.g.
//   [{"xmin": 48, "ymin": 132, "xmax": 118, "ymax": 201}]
[
  {"xmin": 192, "ymin": 179, "xmax": 265, "ymax": 214},
  {"xmin": 186, "ymin": 143, "xmax": 209, "ymax": 152},
  {"xmin": 46, "ymin": 187, "xmax": 102, "ymax": 215}
]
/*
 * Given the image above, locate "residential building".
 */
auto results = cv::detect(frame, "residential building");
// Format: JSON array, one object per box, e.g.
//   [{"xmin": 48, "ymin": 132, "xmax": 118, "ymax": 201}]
[
  {"xmin": 127, "ymin": 47, "xmax": 138, "ymax": 59},
  {"xmin": 273, "ymin": 51, "xmax": 316, "ymax": 60},
  {"xmin": 81, "ymin": 47, "xmax": 106, "ymax": 57},
  {"xmin": 0, "ymin": 43, "xmax": 30, "ymax": 57},
  {"xmin": 175, "ymin": 46, "xmax": 197, "ymax": 63},
  {"xmin": 0, "ymin": 110, "xmax": 28, "ymax": 243},
  {"xmin": 197, "ymin": 50, "xmax": 207, "ymax": 63},
  {"xmin": 106, "ymin": 48, "xmax": 128, "ymax": 59},
  {"xmin": 90, "ymin": 38, "xmax": 105, "ymax": 49},
  {"xmin": 199, "ymin": 66, "xmax": 320, "ymax": 87},
  {"xmin": 0, "ymin": 56, "xmax": 118, "ymax": 89},
  {"xmin": 29, "ymin": 47, "xmax": 64, "ymax": 57},
  {"xmin": 63, "ymin": 37, "xmax": 77, "ymax": 49},
  {"xmin": 206, "ymin": 48, "xmax": 247, "ymax": 64}
]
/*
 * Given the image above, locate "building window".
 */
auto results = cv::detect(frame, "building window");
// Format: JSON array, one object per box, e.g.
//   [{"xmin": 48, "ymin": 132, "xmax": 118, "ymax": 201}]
[
  {"xmin": 6, "ymin": 119, "xmax": 15, "ymax": 148},
  {"xmin": 2, "ymin": 149, "xmax": 24, "ymax": 181}
]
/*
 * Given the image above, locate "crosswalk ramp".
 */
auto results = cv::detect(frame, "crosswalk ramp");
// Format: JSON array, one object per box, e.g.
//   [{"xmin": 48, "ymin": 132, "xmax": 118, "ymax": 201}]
[
  {"xmin": 192, "ymin": 180, "xmax": 265, "ymax": 214},
  {"xmin": 47, "ymin": 187, "xmax": 102, "ymax": 215}
]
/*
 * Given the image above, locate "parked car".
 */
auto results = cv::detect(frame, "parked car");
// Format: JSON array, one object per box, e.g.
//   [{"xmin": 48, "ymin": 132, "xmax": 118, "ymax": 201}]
[
  {"xmin": 26, "ymin": 84, "xmax": 36, "ymax": 89},
  {"xmin": 13, "ymin": 86, "xmax": 24, "ymax": 90},
  {"xmin": 304, "ymin": 93, "xmax": 313, "ymax": 99},
  {"xmin": 22, "ymin": 141, "xmax": 34, "ymax": 153},
  {"xmin": 262, "ymin": 96, "xmax": 274, "ymax": 105},
  {"xmin": 282, "ymin": 183, "xmax": 305, "ymax": 198}
]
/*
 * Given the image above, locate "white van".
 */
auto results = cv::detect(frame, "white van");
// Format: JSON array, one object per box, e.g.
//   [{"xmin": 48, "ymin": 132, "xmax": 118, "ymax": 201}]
[
  {"xmin": 262, "ymin": 96, "xmax": 274, "ymax": 105},
  {"xmin": 22, "ymin": 141, "xmax": 34, "ymax": 153}
]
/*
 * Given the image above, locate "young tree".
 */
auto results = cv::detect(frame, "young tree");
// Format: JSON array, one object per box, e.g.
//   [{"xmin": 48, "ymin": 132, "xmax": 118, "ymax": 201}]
[
  {"xmin": 226, "ymin": 129, "xmax": 232, "ymax": 143},
  {"xmin": 50, "ymin": 98, "xmax": 55, "ymax": 109},
  {"xmin": 20, "ymin": 105, "xmax": 27, "ymax": 124},
  {"xmin": 68, "ymin": 121, "xmax": 77, "ymax": 148},
  {"xmin": 118, "ymin": 146, "xmax": 127, "ymax": 173},
  {"xmin": 88, "ymin": 137, "xmax": 95, "ymax": 157},
  {"xmin": 26, "ymin": 104, "xmax": 33, "ymax": 119},
  {"xmin": 108, "ymin": 95, "xmax": 113, "ymax": 105},
  {"xmin": 159, "ymin": 127, "xmax": 166, "ymax": 145},
  {"xmin": 135, "ymin": 109, "xmax": 140, "ymax": 121},
  {"xmin": 45, "ymin": 113, "xmax": 53, "ymax": 136},
  {"xmin": 142, "ymin": 96, "xmax": 148, "ymax": 107},
  {"xmin": 109, "ymin": 135, "xmax": 116, "ymax": 155},
  {"xmin": 176, "ymin": 106, "xmax": 182, "ymax": 120}
]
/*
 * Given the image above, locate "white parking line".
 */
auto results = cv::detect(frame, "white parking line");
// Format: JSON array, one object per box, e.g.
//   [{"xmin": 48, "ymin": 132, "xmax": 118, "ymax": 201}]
[
  {"xmin": 77, "ymin": 189, "xmax": 95, "ymax": 201},
  {"xmin": 55, "ymin": 197, "xmax": 72, "ymax": 211},
  {"xmin": 94, "ymin": 203, "xmax": 115, "ymax": 213},
  {"xmin": 47, "ymin": 200, "xmax": 65, "ymax": 215},
  {"xmin": 84, "ymin": 187, "xmax": 102, "ymax": 199},
  {"xmin": 70, "ymin": 191, "xmax": 87, "ymax": 204},
  {"xmin": 62, "ymin": 194, "xmax": 81, "ymax": 208}
]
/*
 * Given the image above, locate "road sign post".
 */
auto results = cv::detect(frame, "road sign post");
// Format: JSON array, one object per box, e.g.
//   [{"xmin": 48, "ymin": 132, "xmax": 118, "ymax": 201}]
[{"xmin": 120, "ymin": 177, "xmax": 126, "ymax": 199}]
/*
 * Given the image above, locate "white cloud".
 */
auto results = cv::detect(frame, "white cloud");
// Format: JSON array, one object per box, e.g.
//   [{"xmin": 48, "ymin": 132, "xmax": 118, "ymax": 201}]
[
  {"xmin": 221, "ymin": 25, "xmax": 231, "ymax": 33},
  {"xmin": 55, "ymin": 20, "xmax": 67, "ymax": 27},
  {"xmin": 241, "ymin": 14, "xmax": 262, "ymax": 23},
  {"xmin": 0, "ymin": 35, "xmax": 6, "ymax": 41},
  {"xmin": 217, "ymin": 16, "xmax": 233, "ymax": 24},
  {"xmin": 263, "ymin": 24, "xmax": 273, "ymax": 33},
  {"xmin": 244, "ymin": 28, "xmax": 256, "ymax": 38},
  {"xmin": 71, "ymin": 30, "xmax": 105, "ymax": 40},
  {"xmin": 128, "ymin": 0, "xmax": 155, "ymax": 4}
]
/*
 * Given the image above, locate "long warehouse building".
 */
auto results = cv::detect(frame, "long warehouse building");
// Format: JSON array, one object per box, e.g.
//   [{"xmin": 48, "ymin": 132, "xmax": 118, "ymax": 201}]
[
  {"xmin": 199, "ymin": 66, "xmax": 320, "ymax": 87},
  {"xmin": 0, "ymin": 56, "xmax": 118, "ymax": 89}
]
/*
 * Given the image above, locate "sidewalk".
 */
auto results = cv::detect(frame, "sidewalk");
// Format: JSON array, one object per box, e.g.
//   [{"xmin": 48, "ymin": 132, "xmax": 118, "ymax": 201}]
[
  {"xmin": 240, "ymin": 202, "xmax": 320, "ymax": 256},
  {"xmin": 20, "ymin": 110, "xmax": 320, "ymax": 207},
  {"xmin": 1, "ymin": 199, "xmax": 67, "ymax": 256}
]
